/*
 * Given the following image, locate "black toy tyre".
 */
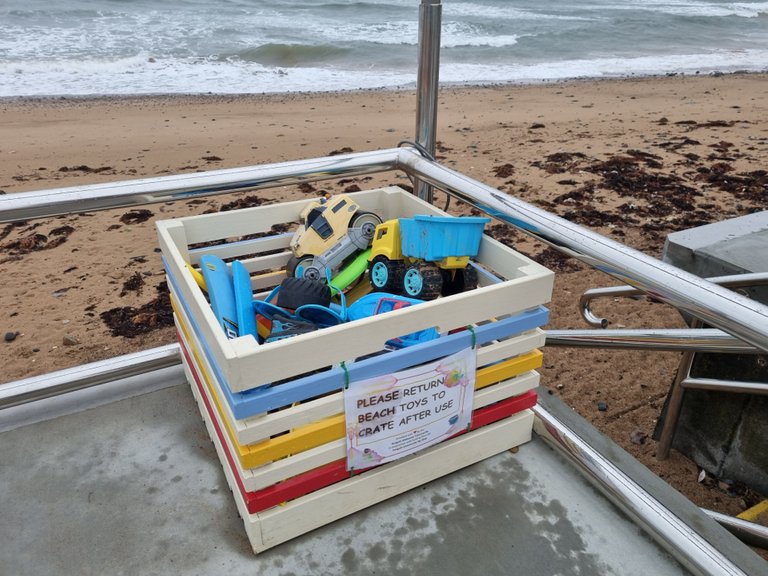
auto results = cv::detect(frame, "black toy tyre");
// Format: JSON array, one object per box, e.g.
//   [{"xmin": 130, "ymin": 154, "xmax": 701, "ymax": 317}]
[
  {"xmin": 286, "ymin": 255, "xmax": 314, "ymax": 278},
  {"xmin": 460, "ymin": 266, "xmax": 479, "ymax": 291},
  {"xmin": 368, "ymin": 256, "xmax": 404, "ymax": 292},
  {"xmin": 276, "ymin": 276, "xmax": 332, "ymax": 310},
  {"xmin": 350, "ymin": 211, "xmax": 383, "ymax": 241},
  {"xmin": 439, "ymin": 268, "xmax": 459, "ymax": 297},
  {"xmin": 401, "ymin": 262, "xmax": 442, "ymax": 300},
  {"xmin": 439, "ymin": 266, "xmax": 479, "ymax": 296}
]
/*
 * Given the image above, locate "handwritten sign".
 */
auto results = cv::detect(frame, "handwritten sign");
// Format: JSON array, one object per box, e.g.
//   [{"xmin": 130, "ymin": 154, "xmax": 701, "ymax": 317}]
[{"xmin": 344, "ymin": 347, "xmax": 476, "ymax": 470}]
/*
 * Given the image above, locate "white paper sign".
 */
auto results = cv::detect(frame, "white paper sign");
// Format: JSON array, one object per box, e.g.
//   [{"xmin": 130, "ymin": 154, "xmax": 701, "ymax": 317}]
[{"xmin": 344, "ymin": 347, "xmax": 476, "ymax": 471}]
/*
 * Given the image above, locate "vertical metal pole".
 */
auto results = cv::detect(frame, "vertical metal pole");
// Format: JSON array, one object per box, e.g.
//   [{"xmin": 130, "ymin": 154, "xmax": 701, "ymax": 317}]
[
  {"xmin": 414, "ymin": 0, "xmax": 442, "ymax": 203},
  {"xmin": 656, "ymin": 319, "xmax": 702, "ymax": 460}
]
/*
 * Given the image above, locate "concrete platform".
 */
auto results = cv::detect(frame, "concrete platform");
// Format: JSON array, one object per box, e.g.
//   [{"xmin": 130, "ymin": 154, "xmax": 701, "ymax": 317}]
[
  {"xmin": 662, "ymin": 211, "xmax": 768, "ymax": 495},
  {"xmin": 663, "ymin": 211, "xmax": 768, "ymax": 294},
  {"xmin": 0, "ymin": 375, "xmax": 764, "ymax": 575}
]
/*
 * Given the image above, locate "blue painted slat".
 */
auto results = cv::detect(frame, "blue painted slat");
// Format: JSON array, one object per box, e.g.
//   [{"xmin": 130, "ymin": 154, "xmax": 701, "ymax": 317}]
[
  {"xmin": 227, "ymin": 308, "xmax": 548, "ymax": 418},
  {"xmin": 165, "ymin": 256, "xmax": 549, "ymax": 420}
]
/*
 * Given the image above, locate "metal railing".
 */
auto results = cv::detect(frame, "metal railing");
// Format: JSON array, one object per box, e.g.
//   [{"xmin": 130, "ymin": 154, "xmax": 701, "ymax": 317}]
[
  {"xmin": 576, "ymin": 273, "xmax": 768, "ymax": 460},
  {"xmin": 3, "ymin": 142, "xmax": 768, "ymax": 575},
  {"xmin": 580, "ymin": 272, "xmax": 768, "ymax": 328},
  {"xmin": 2, "ymin": 0, "xmax": 766, "ymax": 570},
  {"xmin": 545, "ymin": 328, "xmax": 758, "ymax": 353},
  {"xmin": 4, "ymin": 147, "xmax": 768, "ymax": 354},
  {"xmin": 414, "ymin": 0, "xmax": 442, "ymax": 203}
]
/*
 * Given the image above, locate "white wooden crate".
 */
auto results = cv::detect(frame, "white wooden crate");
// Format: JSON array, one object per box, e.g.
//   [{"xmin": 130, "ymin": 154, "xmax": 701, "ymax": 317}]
[
  {"xmin": 157, "ymin": 186, "xmax": 553, "ymax": 553},
  {"xmin": 178, "ymin": 312, "xmax": 542, "ymax": 492},
  {"xmin": 157, "ymin": 186, "xmax": 554, "ymax": 395}
]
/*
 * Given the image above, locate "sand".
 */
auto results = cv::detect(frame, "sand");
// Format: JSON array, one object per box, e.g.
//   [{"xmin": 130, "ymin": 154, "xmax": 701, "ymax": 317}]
[{"xmin": 2, "ymin": 73, "xmax": 767, "ymax": 529}]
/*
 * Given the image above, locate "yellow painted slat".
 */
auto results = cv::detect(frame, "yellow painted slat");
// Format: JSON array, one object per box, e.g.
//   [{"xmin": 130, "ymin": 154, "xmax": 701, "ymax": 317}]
[
  {"xmin": 175, "ymin": 300, "xmax": 345, "ymax": 469},
  {"xmin": 476, "ymin": 350, "xmax": 543, "ymax": 390},
  {"xmin": 174, "ymin": 297, "xmax": 542, "ymax": 470}
]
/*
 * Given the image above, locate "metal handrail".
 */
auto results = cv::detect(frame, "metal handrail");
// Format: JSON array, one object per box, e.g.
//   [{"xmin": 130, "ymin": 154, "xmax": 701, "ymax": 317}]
[
  {"xmin": 534, "ymin": 401, "xmax": 752, "ymax": 576},
  {"xmin": 575, "ymin": 272, "xmax": 768, "ymax": 462},
  {"xmin": 396, "ymin": 149, "xmax": 768, "ymax": 353},
  {"xmin": 0, "ymin": 344, "xmax": 180, "ymax": 410},
  {"xmin": 683, "ymin": 376, "xmax": 768, "ymax": 395},
  {"xmin": 545, "ymin": 328, "xmax": 759, "ymax": 353},
  {"xmin": 3, "ymin": 146, "xmax": 768, "ymax": 351},
  {"xmin": 0, "ymin": 149, "xmax": 400, "ymax": 223},
  {"xmin": 703, "ymin": 509, "xmax": 768, "ymax": 551},
  {"xmin": 2, "ymin": 0, "xmax": 763, "ymax": 568},
  {"xmin": 414, "ymin": 0, "xmax": 442, "ymax": 203},
  {"xmin": 0, "ymin": 327, "xmax": 757, "ymax": 411},
  {"xmin": 579, "ymin": 272, "xmax": 768, "ymax": 328}
]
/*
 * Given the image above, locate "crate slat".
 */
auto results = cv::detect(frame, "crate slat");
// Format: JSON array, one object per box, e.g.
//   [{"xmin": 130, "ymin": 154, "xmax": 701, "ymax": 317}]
[
  {"xmin": 157, "ymin": 186, "xmax": 553, "ymax": 554},
  {"xmin": 158, "ymin": 187, "xmax": 554, "ymax": 393}
]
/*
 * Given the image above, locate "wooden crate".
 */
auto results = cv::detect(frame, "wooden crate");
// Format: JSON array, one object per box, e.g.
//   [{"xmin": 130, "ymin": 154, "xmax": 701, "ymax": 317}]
[
  {"xmin": 157, "ymin": 187, "xmax": 553, "ymax": 397},
  {"xmin": 157, "ymin": 186, "xmax": 554, "ymax": 552}
]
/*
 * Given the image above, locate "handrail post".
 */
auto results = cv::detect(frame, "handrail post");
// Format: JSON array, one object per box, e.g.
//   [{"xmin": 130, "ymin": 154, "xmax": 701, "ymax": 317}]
[{"xmin": 414, "ymin": 0, "xmax": 442, "ymax": 203}]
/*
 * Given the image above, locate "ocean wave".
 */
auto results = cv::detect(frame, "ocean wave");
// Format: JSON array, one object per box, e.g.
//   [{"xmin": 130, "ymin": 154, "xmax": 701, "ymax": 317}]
[
  {"xmin": 308, "ymin": 20, "xmax": 515, "ymax": 48},
  {"xmin": 0, "ymin": 55, "xmax": 413, "ymax": 97},
  {"xmin": 231, "ymin": 43, "xmax": 352, "ymax": 67},
  {"xmin": 439, "ymin": 48, "xmax": 768, "ymax": 83},
  {"xmin": 3, "ymin": 47, "xmax": 766, "ymax": 98},
  {"xmin": 2, "ymin": 0, "xmax": 767, "ymax": 98},
  {"xmin": 444, "ymin": 2, "xmax": 597, "ymax": 22},
  {"xmin": 0, "ymin": 12, "xmax": 222, "ymax": 60},
  {"xmin": 442, "ymin": 35, "xmax": 521, "ymax": 49},
  {"xmin": 307, "ymin": 19, "xmax": 420, "ymax": 45},
  {"xmin": 601, "ymin": 1, "xmax": 768, "ymax": 18}
]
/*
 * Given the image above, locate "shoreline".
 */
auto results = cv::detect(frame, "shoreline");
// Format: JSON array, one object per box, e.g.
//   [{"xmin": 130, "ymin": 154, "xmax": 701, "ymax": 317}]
[{"xmin": 2, "ymin": 68, "xmax": 766, "ymax": 105}]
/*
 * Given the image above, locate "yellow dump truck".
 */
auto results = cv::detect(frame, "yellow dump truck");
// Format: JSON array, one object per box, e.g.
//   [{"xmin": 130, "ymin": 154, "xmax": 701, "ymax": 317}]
[{"xmin": 367, "ymin": 215, "xmax": 490, "ymax": 299}]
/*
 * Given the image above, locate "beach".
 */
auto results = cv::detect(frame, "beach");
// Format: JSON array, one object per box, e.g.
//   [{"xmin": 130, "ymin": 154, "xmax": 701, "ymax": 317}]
[{"xmin": 2, "ymin": 73, "xmax": 768, "ymax": 524}]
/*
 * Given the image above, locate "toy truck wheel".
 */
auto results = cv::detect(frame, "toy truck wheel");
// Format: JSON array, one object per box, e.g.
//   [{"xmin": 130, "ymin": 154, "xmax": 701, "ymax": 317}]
[
  {"xmin": 442, "ymin": 265, "xmax": 479, "ymax": 296},
  {"xmin": 302, "ymin": 264, "xmax": 323, "ymax": 281},
  {"xmin": 461, "ymin": 266, "xmax": 479, "ymax": 291},
  {"xmin": 350, "ymin": 211, "xmax": 383, "ymax": 241},
  {"xmin": 286, "ymin": 255, "xmax": 315, "ymax": 278},
  {"xmin": 402, "ymin": 263, "xmax": 442, "ymax": 300},
  {"xmin": 368, "ymin": 256, "xmax": 404, "ymax": 292}
]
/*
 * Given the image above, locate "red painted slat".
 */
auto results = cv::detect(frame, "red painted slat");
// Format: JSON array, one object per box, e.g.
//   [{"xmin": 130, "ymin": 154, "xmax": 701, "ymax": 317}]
[{"xmin": 180, "ymin": 333, "xmax": 537, "ymax": 515}]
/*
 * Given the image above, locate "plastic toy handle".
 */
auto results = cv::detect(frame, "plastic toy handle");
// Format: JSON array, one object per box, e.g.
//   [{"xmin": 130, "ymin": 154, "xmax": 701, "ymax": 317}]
[{"xmin": 330, "ymin": 248, "xmax": 371, "ymax": 294}]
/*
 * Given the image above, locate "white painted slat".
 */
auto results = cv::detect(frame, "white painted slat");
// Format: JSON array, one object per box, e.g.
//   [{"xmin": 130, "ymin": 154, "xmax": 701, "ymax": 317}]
[
  {"xmin": 188, "ymin": 233, "xmax": 293, "ymax": 265},
  {"xmin": 190, "ymin": 370, "xmax": 533, "ymax": 554},
  {"xmin": 158, "ymin": 187, "xmax": 554, "ymax": 393},
  {"xmin": 237, "ymin": 372, "xmax": 539, "ymax": 492},
  {"xmin": 226, "ymin": 331, "xmax": 545, "ymax": 445},
  {"xmin": 176, "ymin": 308, "xmax": 542, "ymax": 445},
  {"xmin": 184, "ymin": 331, "xmax": 538, "ymax": 492}
]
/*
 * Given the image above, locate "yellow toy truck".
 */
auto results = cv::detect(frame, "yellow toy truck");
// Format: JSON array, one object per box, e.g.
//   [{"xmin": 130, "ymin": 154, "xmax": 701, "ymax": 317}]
[{"xmin": 367, "ymin": 215, "xmax": 490, "ymax": 300}]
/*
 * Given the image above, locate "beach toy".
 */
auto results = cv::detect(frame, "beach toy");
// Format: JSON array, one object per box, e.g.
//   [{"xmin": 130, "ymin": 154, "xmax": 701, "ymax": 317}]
[
  {"xmin": 287, "ymin": 194, "xmax": 382, "ymax": 282},
  {"xmin": 345, "ymin": 293, "xmax": 439, "ymax": 348},
  {"xmin": 253, "ymin": 276, "xmax": 348, "ymax": 342},
  {"xmin": 200, "ymin": 255, "xmax": 239, "ymax": 340},
  {"xmin": 186, "ymin": 263, "xmax": 207, "ymax": 291},
  {"xmin": 232, "ymin": 260, "xmax": 257, "ymax": 339},
  {"xmin": 367, "ymin": 215, "xmax": 489, "ymax": 299},
  {"xmin": 346, "ymin": 292, "xmax": 424, "ymax": 321},
  {"xmin": 330, "ymin": 248, "xmax": 371, "ymax": 295}
]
